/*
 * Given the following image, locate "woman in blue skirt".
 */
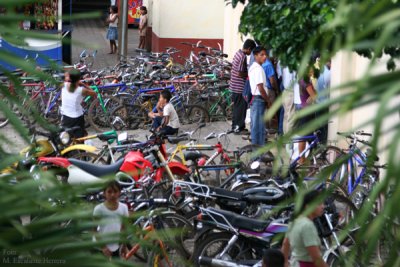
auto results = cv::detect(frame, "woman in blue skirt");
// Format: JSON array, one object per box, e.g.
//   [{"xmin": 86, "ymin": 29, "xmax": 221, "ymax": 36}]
[{"xmin": 106, "ymin": 6, "xmax": 119, "ymax": 54}]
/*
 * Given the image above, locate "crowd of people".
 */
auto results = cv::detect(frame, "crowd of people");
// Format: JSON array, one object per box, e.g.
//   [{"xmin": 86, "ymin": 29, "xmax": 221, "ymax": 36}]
[
  {"xmin": 230, "ymin": 39, "xmax": 331, "ymax": 162},
  {"xmin": 229, "ymin": 40, "xmax": 332, "ymax": 267}
]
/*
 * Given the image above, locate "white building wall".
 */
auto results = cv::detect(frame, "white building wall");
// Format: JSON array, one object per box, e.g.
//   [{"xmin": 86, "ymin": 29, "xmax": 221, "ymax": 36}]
[
  {"xmin": 150, "ymin": 0, "xmax": 224, "ymax": 39},
  {"xmin": 223, "ymin": 2, "xmax": 246, "ymax": 60}
]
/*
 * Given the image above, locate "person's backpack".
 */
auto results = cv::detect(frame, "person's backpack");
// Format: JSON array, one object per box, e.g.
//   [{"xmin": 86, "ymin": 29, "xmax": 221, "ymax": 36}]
[{"xmin": 242, "ymin": 79, "xmax": 252, "ymax": 104}]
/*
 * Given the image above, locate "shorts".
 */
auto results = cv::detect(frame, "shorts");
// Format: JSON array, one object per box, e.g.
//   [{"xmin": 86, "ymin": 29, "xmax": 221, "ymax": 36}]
[{"xmin": 61, "ymin": 115, "xmax": 85, "ymax": 138}]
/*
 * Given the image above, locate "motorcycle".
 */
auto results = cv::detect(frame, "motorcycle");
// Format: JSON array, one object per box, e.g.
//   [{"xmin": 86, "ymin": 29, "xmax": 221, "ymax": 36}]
[
  {"xmin": 0, "ymin": 126, "xmax": 96, "ymax": 175},
  {"xmin": 33, "ymin": 132, "xmax": 190, "ymax": 189}
]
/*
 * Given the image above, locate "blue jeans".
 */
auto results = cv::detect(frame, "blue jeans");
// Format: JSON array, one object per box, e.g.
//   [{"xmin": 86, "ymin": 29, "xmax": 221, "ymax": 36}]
[{"xmin": 250, "ymin": 97, "xmax": 266, "ymax": 146}]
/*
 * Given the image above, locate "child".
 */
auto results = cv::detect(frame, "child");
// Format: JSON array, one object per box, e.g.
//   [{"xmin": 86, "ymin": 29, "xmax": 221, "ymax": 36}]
[
  {"xmin": 263, "ymin": 249, "xmax": 284, "ymax": 267},
  {"xmin": 152, "ymin": 89, "xmax": 180, "ymax": 135},
  {"xmin": 148, "ymin": 98, "xmax": 163, "ymax": 131},
  {"xmin": 61, "ymin": 70, "xmax": 96, "ymax": 138},
  {"xmin": 138, "ymin": 6, "xmax": 148, "ymax": 49},
  {"xmin": 106, "ymin": 6, "xmax": 119, "ymax": 54},
  {"xmin": 93, "ymin": 181, "xmax": 129, "ymax": 259},
  {"xmin": 282, "ymin": 190, "xmax": 327, "ymax": 267}
]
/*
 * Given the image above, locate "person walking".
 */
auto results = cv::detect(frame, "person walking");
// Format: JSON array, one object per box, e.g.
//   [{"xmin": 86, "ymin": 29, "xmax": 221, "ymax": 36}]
[
  {"xmin": 281, "ymin": 190, "xmax": 328, "ymax": 267},
  {"xmin": 138, "ymin": 6, "xmax": 148, "ymax": 49},
  {"xmin": 248, "ymin": 46, "xmax": 270, "ymax": 146},
  {"xmin": 230, "ymin": 39, "xmax": 256, "ymax": 133},
  {"xmin": 106, "ymin": 6, "xmax": 119, "ymax": 54}
]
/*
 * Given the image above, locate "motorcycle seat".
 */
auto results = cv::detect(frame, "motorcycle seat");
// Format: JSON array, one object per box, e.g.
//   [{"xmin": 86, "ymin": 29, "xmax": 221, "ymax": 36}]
[
  {"xmin": 260, "ymin": 151, "xmax": 275, "ymax": 163},
  {"xmin": 206, "ymin": 208, "xmax": 270, "ymax": 232},
  {"xmin": 210, "ymin": 187, "xmax": 242, "ymax": 200},
  {"xmin": 68, "ymin": 158, "xmax": 124, "ymax": 178}
]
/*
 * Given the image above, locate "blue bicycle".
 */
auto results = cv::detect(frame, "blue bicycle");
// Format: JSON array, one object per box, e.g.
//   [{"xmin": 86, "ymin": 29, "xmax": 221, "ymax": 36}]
[{"xmin": 329, "ymin": 131, "xmax": 386, "ymax": 207}]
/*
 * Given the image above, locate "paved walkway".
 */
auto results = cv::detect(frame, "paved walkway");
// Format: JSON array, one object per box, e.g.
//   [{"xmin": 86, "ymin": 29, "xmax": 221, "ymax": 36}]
[{"xmin": 71, "ymin": 19, "xmax": 140, "ymax": 69}]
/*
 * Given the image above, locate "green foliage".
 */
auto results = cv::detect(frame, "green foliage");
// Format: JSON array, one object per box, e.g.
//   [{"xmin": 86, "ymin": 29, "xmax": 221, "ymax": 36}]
[{"xmin": 231, "ymin": 0, "xmax": 400, "ymax": 71}]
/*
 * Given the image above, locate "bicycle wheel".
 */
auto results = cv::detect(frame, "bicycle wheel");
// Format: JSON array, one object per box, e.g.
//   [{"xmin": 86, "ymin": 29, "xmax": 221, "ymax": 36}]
[
  {"xmin": 155, "ymin": 212, "xmax": 195, "ymax": 258},
  {"xmin": 209, "ymin": 102, "xmax": 227, "ymax": 122},
  {"xmin": 110, "ymin": 104, "xmax": 146, "ymax": 130},
  {"xmin": 326, "ymin": 233, "xmax": 362, "ymax": 267},
  {"xmin": 317, "ymin": 145, "xmax": 344, "ymax": 166},
  {"xmin": 178, "ymin": 104, "xmax": 209, "ymax": 125},
  {"xmin": 327, "ymin": 193, "xmax": 357, "ymax": 227},
  {"xmin": 87, "ymin": 96, "xmax": 121, "ymax": 131}
]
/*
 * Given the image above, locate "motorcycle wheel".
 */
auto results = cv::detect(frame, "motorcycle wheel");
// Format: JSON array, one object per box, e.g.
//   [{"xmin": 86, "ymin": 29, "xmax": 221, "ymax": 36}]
[{"xmin": 192, "ymin": 232, "xmax": 257, "ymax": 267}]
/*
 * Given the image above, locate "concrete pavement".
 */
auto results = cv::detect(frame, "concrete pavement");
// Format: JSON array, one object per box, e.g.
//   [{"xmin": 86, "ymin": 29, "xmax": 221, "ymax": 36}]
[{"xmin": 71, "ymin": 19, "xmax": 140, "ymax": 70}]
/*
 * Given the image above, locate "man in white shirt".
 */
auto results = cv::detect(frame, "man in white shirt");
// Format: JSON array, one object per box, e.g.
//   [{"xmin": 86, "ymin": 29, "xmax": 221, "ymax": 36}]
[{"xmin": 248, "ymin": 46, "xmax": 271, "ymax": 145}]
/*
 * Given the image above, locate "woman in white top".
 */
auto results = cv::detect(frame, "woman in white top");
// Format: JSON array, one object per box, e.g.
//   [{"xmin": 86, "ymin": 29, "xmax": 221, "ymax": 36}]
[
  {"xmin": 106, "ymin": 6, "xmax": 119, "ymax": 54},
  {"xmin": 61, "ymin": 70, "xmax": 96, "ymax": 138}
]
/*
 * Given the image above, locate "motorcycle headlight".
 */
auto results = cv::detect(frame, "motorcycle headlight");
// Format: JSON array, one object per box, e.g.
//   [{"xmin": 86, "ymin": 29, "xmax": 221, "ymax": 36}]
[{"xmin": 59, "ymin": 131, "xmax": 71, "ymax": 145}]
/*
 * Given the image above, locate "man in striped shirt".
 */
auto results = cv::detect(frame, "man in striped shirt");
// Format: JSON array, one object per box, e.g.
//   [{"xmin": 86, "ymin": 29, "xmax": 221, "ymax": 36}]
[{"xmin": 230, "ymin": 39, "xmax": 256, "ymax": 133}]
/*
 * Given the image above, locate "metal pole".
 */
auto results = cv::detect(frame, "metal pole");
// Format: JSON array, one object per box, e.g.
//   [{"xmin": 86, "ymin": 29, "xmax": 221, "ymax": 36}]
[{"xmin": 119, "ymin": 0, "xmax": 128, "ymax": 62}]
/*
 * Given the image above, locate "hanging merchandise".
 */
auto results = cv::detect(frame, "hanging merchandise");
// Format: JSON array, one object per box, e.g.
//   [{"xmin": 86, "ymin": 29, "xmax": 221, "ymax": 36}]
[{"xmin": 34, "ymin": 0, "xmax": 58, "ymax": 30}]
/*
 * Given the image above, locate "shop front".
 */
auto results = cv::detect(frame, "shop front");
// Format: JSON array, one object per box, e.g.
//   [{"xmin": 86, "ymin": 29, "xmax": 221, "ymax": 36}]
[{"xmin": 0, "ymin": 0, "xmax": 71, "ymax": 71}]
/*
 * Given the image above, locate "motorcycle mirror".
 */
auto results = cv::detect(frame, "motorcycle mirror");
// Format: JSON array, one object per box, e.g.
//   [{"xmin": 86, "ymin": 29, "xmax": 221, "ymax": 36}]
[{"xmin": 250, "ymin": 161, "xmax": 260, "ymax": 170}]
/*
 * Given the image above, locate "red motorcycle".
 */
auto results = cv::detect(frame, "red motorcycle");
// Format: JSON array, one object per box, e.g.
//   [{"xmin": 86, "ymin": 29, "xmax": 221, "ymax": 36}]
[{"xmin": 35, "ymin": 134, "xmax": 190, "ymax": 186}]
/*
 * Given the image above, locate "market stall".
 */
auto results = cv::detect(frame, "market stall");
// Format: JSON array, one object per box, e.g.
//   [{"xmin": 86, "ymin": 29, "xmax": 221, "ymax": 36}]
[{"xmin": 0, "ymin": 0, "xmax": 71, "ymax": 71}]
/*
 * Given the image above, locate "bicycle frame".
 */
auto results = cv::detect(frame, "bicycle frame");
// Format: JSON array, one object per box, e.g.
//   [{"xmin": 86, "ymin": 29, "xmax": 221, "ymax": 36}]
[
  {"xmin": 331, "ymin": 145, "xmax": 368, "ymax": 195},
  {"xmin": 289, "ymin": 134, "xmax": 321, "ymax": 169}
]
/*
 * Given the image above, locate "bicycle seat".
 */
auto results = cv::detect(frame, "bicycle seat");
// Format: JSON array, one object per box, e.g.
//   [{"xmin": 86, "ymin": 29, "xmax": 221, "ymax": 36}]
[
  {"xmin": 198, "ymin": 51, "xmax": 208, "ymax": 57},
  {"xmin": 68, "ymin": 158, "xmax": 124, "ymax": 178},
  {"xmin": 184, "ymin": 151, "xmax": 205, "ymax": 162},
  {"xmin": 133, "ymin": 81, "xmax": 145, "ymax": 86},
  {"xmin": 204, "ymin": 208, "xmax": 270, "ymax": 232},
  {"xmin": 167, "ymin": 136, "xmax": 188, "ymax": 144},
  {"xmin": 97, "ymin": 133, "xmax": 117, "ymax": 142}
]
